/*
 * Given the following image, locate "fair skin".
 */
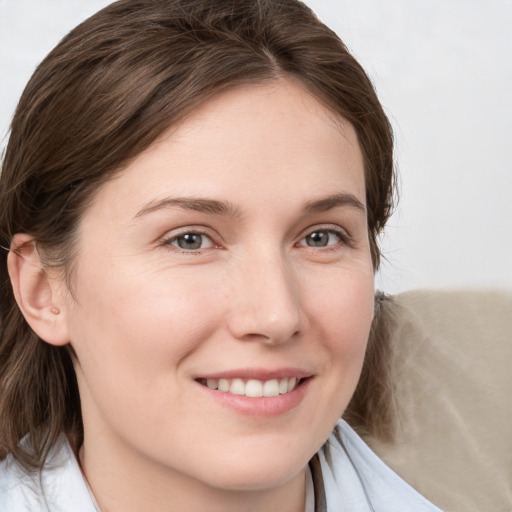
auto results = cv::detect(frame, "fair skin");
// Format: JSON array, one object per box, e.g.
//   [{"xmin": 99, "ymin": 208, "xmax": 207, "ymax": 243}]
[{"xmin": 9, "ymin": 79, "xmax": 374, "ymax": 512}]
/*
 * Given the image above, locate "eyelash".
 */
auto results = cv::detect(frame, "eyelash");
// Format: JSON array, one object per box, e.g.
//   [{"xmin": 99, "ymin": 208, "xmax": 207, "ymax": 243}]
[{"xmin": 161, "ymin": 225, "xmax": 352, "ymax": 253}]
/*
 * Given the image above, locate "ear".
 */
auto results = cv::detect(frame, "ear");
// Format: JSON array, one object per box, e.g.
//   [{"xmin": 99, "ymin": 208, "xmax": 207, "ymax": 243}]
[{"xmin": 7, "ymin": 234, "xmax": 70, "ymax": 346}]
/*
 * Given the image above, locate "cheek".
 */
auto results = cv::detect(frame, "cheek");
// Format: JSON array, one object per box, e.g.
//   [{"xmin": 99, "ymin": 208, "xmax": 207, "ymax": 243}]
[
  {"xmin": 66, "ymin": 266, "xmax": 228, "ymax": 449},
  {"xmin": 305, "ymin": 265, "xmax": 374, "ymax": 409},
  {"xmin": 308, "ymin": 263, "xmax": 374, "ymax": 347},
  {"xmin": 67, "ymin": 263, "xmax": 222, "ymax": 392}
]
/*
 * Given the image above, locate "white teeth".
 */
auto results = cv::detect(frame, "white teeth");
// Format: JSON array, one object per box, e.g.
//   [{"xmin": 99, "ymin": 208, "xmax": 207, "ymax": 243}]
[
  {"xmin": 207, "ymin": 379, "xmax": 218, "ymax": 389},
  {"xmin": 246, "ymin": 379, "xmax": 263, "ymax": 397},
  {"xmin": 218, "ymin": 378, "xmax": 229, "ymax": 392},
  {"xmin": 202, "ymin": 377, "xmax": 302, "ymax": 397},
  {"xmin": 230, "ymin": 378, "xmax": 245, "ymax": 395},
  {"xmin": 263, "ymin": 379, "xmax": 280, "ymax": 397}
]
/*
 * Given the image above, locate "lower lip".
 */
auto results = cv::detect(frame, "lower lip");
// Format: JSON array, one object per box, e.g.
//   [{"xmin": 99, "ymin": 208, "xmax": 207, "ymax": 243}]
[{"xmin": 196, "ymin": 378, "xmax": 311, "ymax": 417}]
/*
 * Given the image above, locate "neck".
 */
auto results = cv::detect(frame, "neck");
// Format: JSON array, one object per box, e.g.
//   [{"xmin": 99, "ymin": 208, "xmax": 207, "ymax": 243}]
[{"xmin": 79, "ymin": 433, "xmax": 307, "ymax": 512}]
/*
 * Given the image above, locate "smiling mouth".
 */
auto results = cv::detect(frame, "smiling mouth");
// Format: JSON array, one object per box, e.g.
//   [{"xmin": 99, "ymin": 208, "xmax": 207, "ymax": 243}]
[{"xmin": 196, "ymin": 377, "xmax": 307, "ymax": 398}]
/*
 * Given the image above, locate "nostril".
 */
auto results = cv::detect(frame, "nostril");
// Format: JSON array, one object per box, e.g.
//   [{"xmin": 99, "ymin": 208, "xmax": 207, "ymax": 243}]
[{"xmin": 227, "ymin": 307, "xmax": 301, "ymax": 344}]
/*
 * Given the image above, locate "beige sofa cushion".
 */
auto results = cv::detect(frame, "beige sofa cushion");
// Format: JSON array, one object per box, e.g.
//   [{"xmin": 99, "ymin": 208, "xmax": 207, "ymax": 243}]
[{"xmin": 365, "ymin": 289, "xmax": 512, "ymax": 512}]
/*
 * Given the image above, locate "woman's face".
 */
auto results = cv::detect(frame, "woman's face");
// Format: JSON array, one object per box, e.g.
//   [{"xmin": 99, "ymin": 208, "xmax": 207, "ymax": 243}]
[{"xmin": 62, "ymin": 80, "xmax": 374, "ymax": 495}]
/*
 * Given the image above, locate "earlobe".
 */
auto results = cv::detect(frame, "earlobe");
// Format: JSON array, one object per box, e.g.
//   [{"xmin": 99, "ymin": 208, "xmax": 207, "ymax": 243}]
[{"xmin": 7, "ymin": 234, "xmax": 70, "ymax": 346}]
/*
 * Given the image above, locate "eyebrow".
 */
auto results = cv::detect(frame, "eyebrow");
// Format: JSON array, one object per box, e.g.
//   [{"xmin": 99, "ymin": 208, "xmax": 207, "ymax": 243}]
[
  {"xmin": 134, "ymin": 192, "xmax": 365, "ymax": 220},
  {"xmin": 302, "ymin": 193, "xmax": 366, "ymax": 215},
  {"xmin": 134, "ymin": 197, "xmax": 242, "ymax": 219}
]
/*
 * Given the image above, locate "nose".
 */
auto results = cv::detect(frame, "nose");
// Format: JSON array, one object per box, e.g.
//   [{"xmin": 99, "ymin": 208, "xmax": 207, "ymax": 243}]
[{"xmin": 226, "ymin": 250, "xmax": 302, "ymax": 344}]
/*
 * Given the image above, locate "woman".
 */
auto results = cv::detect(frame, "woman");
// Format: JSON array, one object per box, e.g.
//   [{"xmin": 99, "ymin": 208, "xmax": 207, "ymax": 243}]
[{"xmin": 0, "ymin": 0, "xmax": 442, "ymax": 510}]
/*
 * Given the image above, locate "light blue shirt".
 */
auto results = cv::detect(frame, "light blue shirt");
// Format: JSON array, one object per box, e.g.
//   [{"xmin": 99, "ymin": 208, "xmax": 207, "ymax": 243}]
[{"xmin": 0, "ymin": 420, "xmax": 443, "ymax": 511}]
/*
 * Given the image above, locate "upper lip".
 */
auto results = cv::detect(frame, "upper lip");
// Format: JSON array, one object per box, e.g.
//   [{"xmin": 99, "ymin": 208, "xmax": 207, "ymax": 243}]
[{"xmin": 195, "ymin": 367, "xmax": 313, "ymax": 381}]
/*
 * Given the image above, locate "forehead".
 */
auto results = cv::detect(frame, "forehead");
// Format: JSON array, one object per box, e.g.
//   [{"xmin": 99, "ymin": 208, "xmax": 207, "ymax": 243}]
[{"xmin": 84, "ymin": 79, "xmax": 366, "ymax": 222}]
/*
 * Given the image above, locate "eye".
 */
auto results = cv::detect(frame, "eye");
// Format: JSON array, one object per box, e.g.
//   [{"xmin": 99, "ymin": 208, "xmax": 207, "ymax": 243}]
[
  {"xmin": 167, "ymin": 232, "xmax": 215, "ymax": 251},
  {"xmin": 298, "ymin": 229, "xmax": 344, "ymax": 248}
]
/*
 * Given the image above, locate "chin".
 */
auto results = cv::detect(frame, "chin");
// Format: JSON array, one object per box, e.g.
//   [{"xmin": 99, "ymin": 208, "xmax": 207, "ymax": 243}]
[
  {"xmin": 184, "ymin": 439, "xmax": 312, "ymax": 492},
  {"xmin": 204, "ymin": 462, "xmax": 306, "ymax": 492}
]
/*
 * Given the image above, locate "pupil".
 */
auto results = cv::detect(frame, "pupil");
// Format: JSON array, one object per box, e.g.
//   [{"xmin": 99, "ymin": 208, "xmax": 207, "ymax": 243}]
[
  {"xmin": 178, "ymin": 233, "xmax": 202, "ymax": 249},
  {"xmin": 308, "ymin": 232, "xmax": 328, "ymax": 247}
]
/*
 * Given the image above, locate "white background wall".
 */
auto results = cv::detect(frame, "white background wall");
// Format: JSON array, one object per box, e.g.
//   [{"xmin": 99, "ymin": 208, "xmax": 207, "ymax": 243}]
[{"xmin": 1, "ymin": 0, "xmax": 511, "ymax": 294}]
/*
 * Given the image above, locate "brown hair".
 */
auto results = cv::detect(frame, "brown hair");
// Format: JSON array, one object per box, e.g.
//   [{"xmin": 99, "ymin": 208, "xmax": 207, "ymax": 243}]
[{"xmin": 0, "ymin": 0, "xmax": 395, "ymax": 470}]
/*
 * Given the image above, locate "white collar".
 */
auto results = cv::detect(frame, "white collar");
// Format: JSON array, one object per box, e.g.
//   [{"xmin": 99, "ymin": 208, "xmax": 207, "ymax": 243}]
[
  {"xmin": 1, "ymin": 422, "xmax": 442, "ymax": 512},
  {"xmin": 0, "ymin": 435, "xmax": 95, "ymax": 512},
  {"xmin": 309, "ymin": 420, "xmax": 443, "ymax": 511}
]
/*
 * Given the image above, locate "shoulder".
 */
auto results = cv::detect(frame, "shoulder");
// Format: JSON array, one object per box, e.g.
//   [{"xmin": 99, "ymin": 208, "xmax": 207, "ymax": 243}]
[
  {"xmin": 0, "ymin": 453, "xmax": 32, "ymax": 512},
  {"xmin": 0, "ymin": 450, "xmax": 50, "ymax": 512},
  {"xmin": 315, "ymin": 420, "xmax": 444, "ymax": 512},
  {"xmin": 0, "ymin": 436, "xmax": 96, "ymax": 512}
]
